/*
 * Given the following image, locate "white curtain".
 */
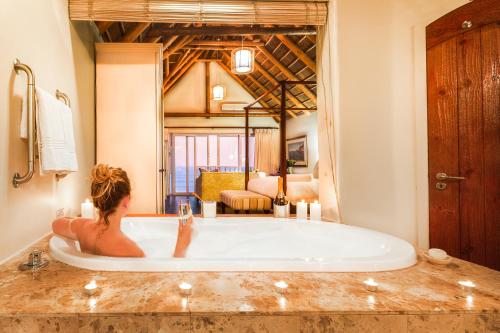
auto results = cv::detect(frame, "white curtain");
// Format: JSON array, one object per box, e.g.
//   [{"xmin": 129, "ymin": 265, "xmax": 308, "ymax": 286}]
[
  {"xmin": 254, "ymin": 129, "xmax": 279, "ymax": 175},
  {"xmin": 316, "ymin": 0, "xmax": 341, "ymax": 222}
]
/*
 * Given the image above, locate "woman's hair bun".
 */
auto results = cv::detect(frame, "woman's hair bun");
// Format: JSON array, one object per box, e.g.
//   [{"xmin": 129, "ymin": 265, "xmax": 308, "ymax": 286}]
[
  {"xmin": 91, "ymin": 164, "xmax": 113, "ymax": 184},
  {"xmin": 90, "ymin": 164, "xmax": 131, "ymax": 224}
]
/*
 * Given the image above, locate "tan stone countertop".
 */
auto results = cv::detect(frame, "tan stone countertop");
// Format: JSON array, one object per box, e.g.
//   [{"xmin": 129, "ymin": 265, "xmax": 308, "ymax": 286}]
[{"xmin": 0, "ymin": 235, "xmax": 499, "ymax": 317}]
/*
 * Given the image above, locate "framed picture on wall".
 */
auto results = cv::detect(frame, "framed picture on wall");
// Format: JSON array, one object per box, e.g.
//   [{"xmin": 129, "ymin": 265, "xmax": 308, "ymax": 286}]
[{"xmin": 286, "ymin": 136, "xmax": 308, "ymax": 167}]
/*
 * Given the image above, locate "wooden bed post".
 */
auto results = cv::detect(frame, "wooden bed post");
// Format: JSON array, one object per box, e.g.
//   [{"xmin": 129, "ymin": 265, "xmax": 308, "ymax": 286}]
[
  {"xmin": 244, "ymin": 106, "xmax": 250, "ymax": 190},
  {"xmin": 280, "ymin": 81, "xmax": 287, "ymax": 194}
]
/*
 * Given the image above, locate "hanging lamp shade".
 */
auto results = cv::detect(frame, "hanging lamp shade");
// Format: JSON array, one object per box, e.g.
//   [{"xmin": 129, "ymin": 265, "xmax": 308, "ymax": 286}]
[
  {"xmin": 212, "ymin": 84, "xmax": 225, "ymax": 101},
  {"xmin": 231, "ymin": 47, "xmax": 255, "ymax": 74}
]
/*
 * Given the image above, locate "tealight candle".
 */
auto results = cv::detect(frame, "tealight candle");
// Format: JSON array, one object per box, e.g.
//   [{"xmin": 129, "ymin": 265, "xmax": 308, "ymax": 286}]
[
  {"xmin": 84, "ymin": 280, "xmax": 98, "ymax": 296},
  {"xmin": 310, "ymin": 200, "xmax": 321, "ymax": 221},
  {"xmin": 363, "ymin": 278, "xmax": 378, "ymax": 292},
  {"xmin": 81, "ymin": 199, "xmax": 94, "ymax": 219},
  {"xmin": 296, "ymin": 200, "xmax": 308, "ymax": 220},
  {"xmin": 179, "ymin": 282, "xmax": 192, "ymax": 297},
  {"xmin": 458, "ymin": 280, "xmax": 475, "ymax": 294},
  {"xmin": 274, "ymin": 280, "xmax": 288, "ymax": 294}
]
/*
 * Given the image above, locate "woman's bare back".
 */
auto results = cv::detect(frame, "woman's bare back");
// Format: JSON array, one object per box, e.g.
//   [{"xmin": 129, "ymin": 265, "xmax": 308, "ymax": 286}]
[{"xmin": 53, "ymin": 218, "xmax": 144, "ymax": 257}]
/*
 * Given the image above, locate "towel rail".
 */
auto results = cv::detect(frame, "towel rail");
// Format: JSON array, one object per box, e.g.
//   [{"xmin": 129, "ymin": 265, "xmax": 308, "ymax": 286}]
[
  {"xmin": 13, "ymin": 59, "xmax": 36, "ymax": 188},
  {"xmin": 54, "ymin": 89, "xmax": 71, "ymax": 181},
  {"xmin": 55, "ymin": 89, "xmax": 71, "ymax": 107}
]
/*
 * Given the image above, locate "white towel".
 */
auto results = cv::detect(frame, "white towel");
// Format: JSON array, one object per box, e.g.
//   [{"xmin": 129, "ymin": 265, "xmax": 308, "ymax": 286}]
[
  {"xmin": 35, "ymin": 87, "xmax": 78, "ymax": 174},
  {"xmin": 19, "ymin": 97, "xmax": 28, "ymax": 139}
]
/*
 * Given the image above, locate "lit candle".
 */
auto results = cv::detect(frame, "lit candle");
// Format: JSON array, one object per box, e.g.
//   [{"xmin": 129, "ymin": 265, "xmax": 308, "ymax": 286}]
[
  {"xmin": 458, "ymin": 280, "xmax": 475, "ymax": 294},
  {"xmin": 363, "ymin": 278, "xmax": 378, "ymax": 292},
  {"xmin": 274, "ymin": 280, "xmax": 288, "ymax": 295},
  {"xmin": 81, "ymin": 199, "xmax": 94, "ymax": 219},
  {"xmin": 202, "ymin": 201, "xmax": 217, "ymax": 219},
  {"xmin": 278, "ymin": 296, "xmax": 287, "ymax": 310},
  {"xmin": 179, "ymin": 282, "xmax": 192, "ymax": 297},
  {"xmin": 84, "ymin": 280, "xmax": 98, "ymax": 296},
  {"xmin": 296, "ymin": 200, "xmax": 308, "ymax": 220},
  {"xmin": 310, "ymin": 200, "xmax": 321, "ymax": 221},
  {"xmin": 466, "ymin": 295, "xmax": 474, "ymax": 308}
]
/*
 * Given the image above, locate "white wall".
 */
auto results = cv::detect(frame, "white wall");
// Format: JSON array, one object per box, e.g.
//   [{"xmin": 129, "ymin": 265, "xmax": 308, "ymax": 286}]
[
  {"xmin": 0, "ymin": 0, "xmax": 96, "ymax": 262},
  {"xmin": 286, "ymin": 113, "xmax": 318, "ymax": 174},
  {"xmin": 323, "ymin": 0, "xmax": 468, "ymax": 246}
]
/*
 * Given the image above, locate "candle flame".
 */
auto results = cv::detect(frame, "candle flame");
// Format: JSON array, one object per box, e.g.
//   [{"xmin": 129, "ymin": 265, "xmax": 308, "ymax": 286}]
[{"xmin": 458, "ymin": 280, "xmax": 475, "ymax": 288}]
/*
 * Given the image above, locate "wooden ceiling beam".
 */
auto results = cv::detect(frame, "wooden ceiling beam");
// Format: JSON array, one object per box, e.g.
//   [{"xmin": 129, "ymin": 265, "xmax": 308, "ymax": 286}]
[
  {"xmin": 164, "ymin": 112, "xmax": 276, "ymax": 118},
  {"xmin": 148, "ymin": 26, "xmax": 317, "ymax": 37},
  {"xmin": 164, "ymin": 51, "xmax": 202, "ymax": 93},
  {"xmin": 95, "ymin": 21, "xmax": 113, "ymax": 33},
  {"xmin": 257, "ymin": 46, "xmax": 317, "ymax": 104},
  {"xmin": 182, "ymin": 46, "xmax": 243, "ymax": 51},
  {"xmin": 253, "ymin": 61, "xmax": 306, "ymax": 109},
  {"xmin": 188, "ymin": 40, "xmax": 264, "ymax": 47},
  {"xmin": 217, "ymin": 61, "xmax": 270, "ymax": 108},
  {"xmin": 165, "ymin": 50, "xmax": 196, "ymax": 85},
  {"xmin": 119, "ymin": 23, "xmax": 150, "ymax": 43},
  {"xmin": 205, "ymin": 62, "xmax": 211, "ymax": 114},
  {"xmin": 164, "ymin": 36, "xmax": 195, "ymax": 60},
  {"xmin": 144, "ymin": 36, "xmax": 163, "ymax": 43},
  {"xmin": 276, "ymin": 34, "xmax": 315, "ymax": 71}
]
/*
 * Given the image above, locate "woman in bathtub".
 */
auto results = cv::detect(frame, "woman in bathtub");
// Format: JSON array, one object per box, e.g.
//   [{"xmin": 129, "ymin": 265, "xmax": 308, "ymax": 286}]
[{"xmin": 52, "ymin": 164, "xmax": 192, "ymax": 257}]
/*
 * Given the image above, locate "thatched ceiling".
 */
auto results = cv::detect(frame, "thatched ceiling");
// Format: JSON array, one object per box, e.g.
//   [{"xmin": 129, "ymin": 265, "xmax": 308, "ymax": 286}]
[{"xmin": 94, "ymin": 22, "xmax": 317, "ymax": 113}]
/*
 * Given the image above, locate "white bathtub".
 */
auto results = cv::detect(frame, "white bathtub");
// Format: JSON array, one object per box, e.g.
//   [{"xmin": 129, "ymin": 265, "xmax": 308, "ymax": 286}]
[{"xmin": 49, "ymin": 216, "xmax": 416, "ymax": 272}]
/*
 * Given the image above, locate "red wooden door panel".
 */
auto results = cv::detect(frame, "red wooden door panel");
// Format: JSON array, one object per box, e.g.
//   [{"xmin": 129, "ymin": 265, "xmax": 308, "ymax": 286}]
[
  {"xmin": 457, "ymin": 29, "xmax": 485, "ymax": 264},
  {"xmin": 427, "ymin": 1, "xmax": 500, "ymax": 270},
  {"xmin": 427, "ymin": 38, "xmax": 460, "ymax": 258},
  {"xmin": 481, "ymin": 23, "xmax": 500, "ymax": 270}
]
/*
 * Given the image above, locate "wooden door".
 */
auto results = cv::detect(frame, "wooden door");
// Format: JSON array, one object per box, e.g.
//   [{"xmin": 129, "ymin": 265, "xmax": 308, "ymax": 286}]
[{"xmin": 427, "ymin": 0, "xmax": 499, "ymax": 270}]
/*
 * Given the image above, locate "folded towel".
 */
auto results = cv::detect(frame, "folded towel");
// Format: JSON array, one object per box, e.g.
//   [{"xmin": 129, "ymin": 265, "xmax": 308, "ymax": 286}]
[{"xmin": 35, "ymin": 87, "xmax": 78, "ymax": 174}]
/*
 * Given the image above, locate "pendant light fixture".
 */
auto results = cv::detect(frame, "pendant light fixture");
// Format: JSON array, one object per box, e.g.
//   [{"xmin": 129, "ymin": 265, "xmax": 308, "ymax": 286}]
[
  {"xmin": 231, "ymin": 37, "xmax": 255, "ymax": 74},
  {"xmin": 212, "ymin": 47, "xmax": 225, "ymax": 101}
]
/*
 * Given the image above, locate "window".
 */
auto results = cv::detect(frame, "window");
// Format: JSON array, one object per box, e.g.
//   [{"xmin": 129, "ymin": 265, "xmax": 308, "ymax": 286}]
[{"xmin": 171, "ymin": 133, "xmax": 255, "ymax": 194}]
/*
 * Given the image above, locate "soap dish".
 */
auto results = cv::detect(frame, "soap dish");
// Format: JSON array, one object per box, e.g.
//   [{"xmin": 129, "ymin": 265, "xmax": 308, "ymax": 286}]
[{"xmin": 422, "ymin": 251, "xmax": 452, "ymax": 265}]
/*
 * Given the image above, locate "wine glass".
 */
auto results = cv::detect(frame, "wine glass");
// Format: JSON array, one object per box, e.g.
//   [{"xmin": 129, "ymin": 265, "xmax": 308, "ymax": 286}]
[{"xmin": 178, "ymin": 201, "xmax": 192, "ymax": 225}]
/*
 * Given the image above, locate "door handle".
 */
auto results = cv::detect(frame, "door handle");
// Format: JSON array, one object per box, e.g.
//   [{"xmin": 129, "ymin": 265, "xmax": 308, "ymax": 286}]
[{"xmin": 436, "ymin": 172, "xmax": 465, "ymax": 181}]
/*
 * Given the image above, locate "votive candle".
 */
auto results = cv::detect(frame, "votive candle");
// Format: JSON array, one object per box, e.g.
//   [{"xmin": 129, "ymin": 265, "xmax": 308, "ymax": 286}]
[
  {"xmin": 363, "ymin": 278, "xmax": 378, "ymax": 292},
  {"xmin": 84, "ymin": 280, "xmax": 98, "ymax": 296},
  {"xmin": 310, "ymin": 200, "xmax": 321, "ymax": 221},
  {"xmin": 81, "ymin": 199, "xmax": 94, "ymax": 219},
  {"xmin": 296, "ymin": 200, "xmax": 308, "ymax": 220},
  {"xmin": 179, "ymin": 282, "xmax": 192, "ymax": 297}
]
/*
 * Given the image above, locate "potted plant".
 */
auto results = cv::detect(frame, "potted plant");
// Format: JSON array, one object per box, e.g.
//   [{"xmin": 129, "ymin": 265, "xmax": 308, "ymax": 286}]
[{"xmin": 286, "ymin": 159, "xmax": 296, "ymax": 174}]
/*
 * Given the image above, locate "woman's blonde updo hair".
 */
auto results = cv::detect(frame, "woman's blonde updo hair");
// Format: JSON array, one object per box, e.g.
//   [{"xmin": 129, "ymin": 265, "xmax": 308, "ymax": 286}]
[{"xmin": 91, "ymin": 164, "xmax": 131, "ymax": 225}]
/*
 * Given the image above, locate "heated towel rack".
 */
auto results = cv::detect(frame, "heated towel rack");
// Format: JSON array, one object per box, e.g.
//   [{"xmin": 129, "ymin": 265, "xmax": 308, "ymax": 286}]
[
  {"xmin": 12, "ymin": 60, "xmax": 73, "ymax": 187},
  {"xmin": 13, "ymin": 59, "xmax": 36, "ymax": 188}
]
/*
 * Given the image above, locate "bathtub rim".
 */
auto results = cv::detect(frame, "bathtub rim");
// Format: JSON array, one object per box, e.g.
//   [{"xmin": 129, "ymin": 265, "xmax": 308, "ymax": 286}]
[{"xmin": 49, "ymin": 216, "xmax": 417, "ymax": 273}]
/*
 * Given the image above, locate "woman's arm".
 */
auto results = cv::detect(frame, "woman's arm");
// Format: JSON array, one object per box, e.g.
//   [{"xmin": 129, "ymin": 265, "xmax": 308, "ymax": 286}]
[
  {"xmin": 52, "ymin": 217, "xmax": 87, "ymax": 240},
  {"xmin": 173, "ymin": 216, "xmax": 193, "ymax": 258}
]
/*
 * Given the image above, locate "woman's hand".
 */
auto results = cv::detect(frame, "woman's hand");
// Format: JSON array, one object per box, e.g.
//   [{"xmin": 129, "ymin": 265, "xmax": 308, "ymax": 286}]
[{"xmin": 173, "ymin": 216, "xmax": 193, "ymax": 258}]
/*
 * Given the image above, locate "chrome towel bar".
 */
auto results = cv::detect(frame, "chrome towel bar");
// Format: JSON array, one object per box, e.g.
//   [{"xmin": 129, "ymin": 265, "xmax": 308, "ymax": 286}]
[{"xmin": 13, "ymin": 59, "xmax": 36, "ymax": 188}]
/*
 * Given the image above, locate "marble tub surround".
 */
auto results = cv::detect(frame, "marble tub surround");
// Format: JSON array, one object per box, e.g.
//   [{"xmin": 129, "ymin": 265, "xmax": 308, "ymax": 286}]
[{"xmin": 0, "ymin": 237, "xmax": 498, "ymax": 333}]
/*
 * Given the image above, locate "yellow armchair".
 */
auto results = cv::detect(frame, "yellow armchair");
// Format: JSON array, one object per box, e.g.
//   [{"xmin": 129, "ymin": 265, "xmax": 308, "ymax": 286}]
[{"xmin": 195, "ymin": 172, "xmax": 245, "ymax": 202}]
